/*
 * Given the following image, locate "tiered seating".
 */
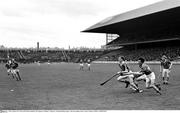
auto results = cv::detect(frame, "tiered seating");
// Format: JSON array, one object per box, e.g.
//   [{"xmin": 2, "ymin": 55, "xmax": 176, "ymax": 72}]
[
  {"xmin": 66, "ymin": 50, "xmax": 105, "ymax": 63},
  {"xmin": 0, "ymin": 47, "xmax": 179, "ymax": 62},
  {"xmin": 98, "ymin": 46, "xmax": 180, "ymax": 61}
]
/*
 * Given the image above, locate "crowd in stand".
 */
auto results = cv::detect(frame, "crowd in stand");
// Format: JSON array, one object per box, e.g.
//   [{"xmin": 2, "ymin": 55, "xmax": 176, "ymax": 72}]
[
  {"xmin": 0, "ymin": 46, "xmax": 180, "ymax": 63},
  {"xmin": 99, "ymin": 46, "xmax": 180, "ymax": 61},
  {"xmin": 0, "ymin": 49, "xmax": 105, "ymax": 63}
]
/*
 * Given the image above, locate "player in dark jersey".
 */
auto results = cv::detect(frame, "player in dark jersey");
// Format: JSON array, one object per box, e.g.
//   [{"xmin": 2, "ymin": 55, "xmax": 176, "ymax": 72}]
[
  {"xmin": 130, "ymin": 58, "xmax": 161, "ymax": 95},
  {"xmin": 117, "ymin": 56, "xmax": 142, "ymax": 93},
  {"xmin": 160, "ymin": 55, "xmax": 172, "ymax": 84},
  {"xmin": 11, "ymin": 59, "xmax": 22, "ymax": 81}
]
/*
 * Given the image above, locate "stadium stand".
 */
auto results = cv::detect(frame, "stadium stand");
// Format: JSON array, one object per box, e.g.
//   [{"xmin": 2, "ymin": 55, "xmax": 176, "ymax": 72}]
[
  {"xmin": 0, "ymin": 46, "xmax": 179, "ymax": 63},
  {"xmin": 82, "ymin": 0, "xmax": 180, "ymax": 62},
  {"xmin": 2, "ymin": 0, "xmax": 180, "ymax": 63},
  {"xmin": 66, "ymin": 50, "xmax": 106, "ymax": 63},
  {"xmin": 97, "ymin": 46, "xmax": 180, "ymax": 61}
]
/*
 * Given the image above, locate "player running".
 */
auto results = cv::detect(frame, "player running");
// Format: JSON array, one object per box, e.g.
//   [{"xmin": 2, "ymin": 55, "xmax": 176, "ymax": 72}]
[
  {"xmin": 11, "ymin": 59, "xmax": 22, "ymax": 81},
  {"xmin": 130, "ymin": 58, "xmax": 161, "ymax": 95},
  {"xmin": 160, "ymin": 55, "xmax": 172, "ymax": 84},
  {"xmin": 117, "ymin": 56, "xmax": 142, "ymax": 93}
]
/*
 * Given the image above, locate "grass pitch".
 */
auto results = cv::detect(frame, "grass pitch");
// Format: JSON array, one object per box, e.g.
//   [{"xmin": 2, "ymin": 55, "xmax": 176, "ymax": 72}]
[{"xmin": 0, "ymin": 63, "xmax": 180, "ymax": 110}]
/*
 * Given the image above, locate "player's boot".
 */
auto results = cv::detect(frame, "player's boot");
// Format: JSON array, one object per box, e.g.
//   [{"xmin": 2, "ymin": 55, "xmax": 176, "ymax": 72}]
[
  {"xmin": 156, "ymin": 91, "xmax": 162, "ymax": 95},
  {"xmin": 139, "ymin": 89, "xmax": 143, "ymax": 93},
  {"xmin": 137, "ymin": 89, "xmax": 143, "ymax": 93},
  {"xmin": 163, "ymin": 80, "xmax": 167, "ymax": 85},
  {"xmin": 165, "ymin": 81, "xmax": 169, "ymax": 85},
  {"xmin": 130, "ymin": 86, "xmax": 136, "ymax": 91},
  {"xmin": 134, "ymin": 89, "xmax": 143, "ymax": 93}
]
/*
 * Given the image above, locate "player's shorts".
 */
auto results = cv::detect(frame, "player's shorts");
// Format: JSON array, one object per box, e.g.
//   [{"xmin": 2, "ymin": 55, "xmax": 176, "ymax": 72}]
[
  {"xmin": 128, "ymin": 74, "xmax": 135, "ymax": 84},
  {"xmin": 7, "ymin": 69, "xmax": 12, "ymax": 73},
  {"xmin": 162, "ymin": 69, "xmax": 170, "ymax": 77},
  {"xmin": 12, "ymin": 69, "xmax": 19, "ymax": 74},
  {"xmin": 146, "ymin": 72, "xmax": 156, "ymax": 87},
  {"xmin": 80, "ymin": 63, "xmax": 83, "ymax": 67},
  {"xmin": 87, "ymin": 63, "xmax": 90, "ymax": 67},
  {"xmin": 146, "ymin": 72, "xmax": 155, "ymax": 80}
]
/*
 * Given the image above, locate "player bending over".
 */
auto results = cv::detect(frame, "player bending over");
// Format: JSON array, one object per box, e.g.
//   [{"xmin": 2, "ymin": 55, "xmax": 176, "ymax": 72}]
[
  {"xmin": 130, "ymin": 58, "xmax": 161, "ymax": 95},
  {"xmin": 117, "ymin": 56, "xmax": 142, "ymax": 93},
  {"xmin": 11, "ymin": 59, "xmax": 22, "ymax": 81},
  {"xmin": 160, "ymin": 55, "xmax": 172, "ymax": 84}
]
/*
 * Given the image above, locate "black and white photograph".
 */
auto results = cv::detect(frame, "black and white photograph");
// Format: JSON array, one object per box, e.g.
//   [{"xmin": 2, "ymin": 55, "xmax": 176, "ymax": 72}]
[{"xmin": 0, "ymin": 0, "xmax": 180, "ymax": 112}]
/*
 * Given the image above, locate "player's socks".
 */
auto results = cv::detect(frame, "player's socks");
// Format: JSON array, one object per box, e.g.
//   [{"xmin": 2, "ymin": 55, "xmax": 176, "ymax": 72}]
[
  {"xmin": 155, "ymin": 84, "xmax": 161, "ymax": 90},
  {"xmin": 166, "ymin": 77, "xmax": 169, "ymax": 84},
  {"xmin": 17, "ymin": 72, "xmax": 21, "ymax": 81},
  {"xmin": 130, "ymin": 84, "xmax": 137, "ymax": 90},
  {"xmin": 134, "ymin": 89, "xmax": 143, "ymax": 93},
  {"xmin": 124, "ymin": 80, "xmax": 130, "ymax": 88},
  {"xmin": 156, "ymin": 90, "xmax": 162, "ymax": 95},
  {"xmin": 165, "ymin": 81, "xmax": 168, "ymax": 85},
  {"xmin": 138, "ymin": 89, "xmax": 143, "ymax": 93},
  {"xmin": 152, "ymin": 86, "xmax": 161, "ymax": 95},
  {"xmin": 135, "ymin": 83, "xmax": 138, "ymax": 87},
  {"xmin": 163, "ymin": 77, "xmax": 165, "ymax": 84},
  {"xmin": 130, "ymin": 86, "xmax": 136, "ymax": 91},
  {"xmin": 167, "ymin": 77, "xmax": 169, "ymax": 81}
]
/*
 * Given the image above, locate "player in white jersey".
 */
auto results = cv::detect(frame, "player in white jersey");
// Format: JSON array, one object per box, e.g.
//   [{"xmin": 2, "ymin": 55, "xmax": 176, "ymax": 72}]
[{"xmin": 117, "ymin": 56, "xmax": 142, "ymax": 93}]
